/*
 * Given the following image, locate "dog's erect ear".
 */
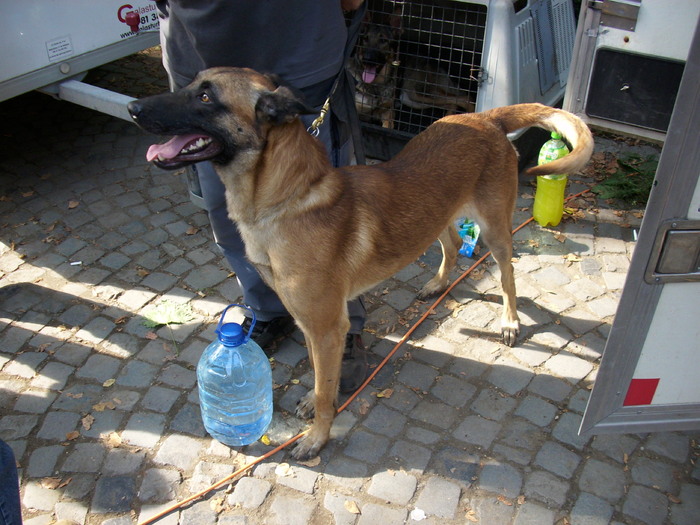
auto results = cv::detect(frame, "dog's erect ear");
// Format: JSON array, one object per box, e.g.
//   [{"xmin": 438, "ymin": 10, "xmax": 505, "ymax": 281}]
[{"xmin": 255, "ymin": 86, "xmax": 316, "ymax": 125}]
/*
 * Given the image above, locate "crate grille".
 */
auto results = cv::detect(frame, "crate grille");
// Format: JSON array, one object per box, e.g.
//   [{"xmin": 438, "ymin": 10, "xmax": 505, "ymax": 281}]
[{"xmin": 349, "ymin": 0, "xmax": 487, "ymax": 141}]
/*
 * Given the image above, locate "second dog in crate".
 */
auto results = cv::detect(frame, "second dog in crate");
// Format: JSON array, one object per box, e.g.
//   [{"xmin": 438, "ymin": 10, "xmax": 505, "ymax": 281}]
[{"xmin": 348, "ymin": 21, "xmax": 400, "ymax": 129}]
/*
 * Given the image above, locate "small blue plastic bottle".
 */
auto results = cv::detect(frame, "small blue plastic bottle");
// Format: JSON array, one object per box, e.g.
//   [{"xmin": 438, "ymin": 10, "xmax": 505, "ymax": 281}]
[{"xmin": 197, "ymin": 304, "xmax": 273, "ymax": 447}]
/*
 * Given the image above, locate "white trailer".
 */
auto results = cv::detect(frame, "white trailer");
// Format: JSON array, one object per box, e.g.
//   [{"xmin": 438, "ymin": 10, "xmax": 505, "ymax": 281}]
[
  {"xmin": 0, "ymin": 0, "xmax": 160, "ymax": 119},
  {"xmin": 564, "ymin": 1, "xmax": 700, "ymax": 435}
]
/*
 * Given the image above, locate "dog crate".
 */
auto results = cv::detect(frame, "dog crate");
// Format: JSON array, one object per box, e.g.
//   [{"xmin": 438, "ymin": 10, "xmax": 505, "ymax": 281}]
[{"xmin": 350, "ymin": 0, "xmax": 577, "ymax": 159}]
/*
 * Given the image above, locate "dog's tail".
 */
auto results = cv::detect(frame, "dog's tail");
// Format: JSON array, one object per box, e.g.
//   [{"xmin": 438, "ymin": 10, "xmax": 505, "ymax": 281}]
[{"xmin": 486, "ymin": 103, "xmax": 594, "ymax": 177}]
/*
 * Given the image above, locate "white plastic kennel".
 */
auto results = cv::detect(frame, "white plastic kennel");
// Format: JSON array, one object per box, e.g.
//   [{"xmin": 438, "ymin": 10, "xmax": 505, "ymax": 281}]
[{"xmin": 352, "ymin": 0, "xmax": 577, "ymax": 158}]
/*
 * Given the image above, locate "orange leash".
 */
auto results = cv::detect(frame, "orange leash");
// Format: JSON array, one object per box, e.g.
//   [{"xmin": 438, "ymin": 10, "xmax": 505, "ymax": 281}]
[{"xmin": 138, "ymin": 189, "xmax": 591, "ymax": 525}]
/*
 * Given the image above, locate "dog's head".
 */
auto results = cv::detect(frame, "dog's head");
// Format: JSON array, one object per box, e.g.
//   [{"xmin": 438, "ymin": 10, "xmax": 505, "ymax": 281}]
[{"xmin": 127, "ymin": 67, "xmax": 315, "ymax": 170}]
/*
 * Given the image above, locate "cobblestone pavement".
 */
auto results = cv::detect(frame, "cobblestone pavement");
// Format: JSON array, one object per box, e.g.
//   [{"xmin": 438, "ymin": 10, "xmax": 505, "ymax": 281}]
[{"xmin": 1, "ymin": 56, "xmax": 699, "ymax": 525}]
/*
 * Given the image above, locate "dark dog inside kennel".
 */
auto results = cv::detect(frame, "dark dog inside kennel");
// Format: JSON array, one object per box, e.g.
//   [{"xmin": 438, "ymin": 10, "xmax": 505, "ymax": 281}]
[
  {"xmin": 349, "ymin": 0, "xmax": 487, "ymax": 158},
  {"xmin": 348, "ymin": 0, "xmax": 578, "ymax": 160}
]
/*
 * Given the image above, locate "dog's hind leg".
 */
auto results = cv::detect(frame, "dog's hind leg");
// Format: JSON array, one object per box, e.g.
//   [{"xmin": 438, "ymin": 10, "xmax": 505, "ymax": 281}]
[
  {"xmin": 478, "ymin": 219, "xmax": 520, "ymax": 346},
  {"xmin": 418, "ymin": 225, "xmax": 462, "ymax": 299}
]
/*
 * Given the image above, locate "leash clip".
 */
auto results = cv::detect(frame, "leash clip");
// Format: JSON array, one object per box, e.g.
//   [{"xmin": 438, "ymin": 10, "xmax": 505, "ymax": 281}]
[{"xmin": 307, "ymin": 96, "xmax": 331, "ymax": 137}]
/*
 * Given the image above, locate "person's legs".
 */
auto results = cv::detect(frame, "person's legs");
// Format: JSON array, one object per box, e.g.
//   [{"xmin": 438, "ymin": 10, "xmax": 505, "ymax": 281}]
[{"xmin": 0, "ymin": 440, "xmax": 22, "ymax": 525}]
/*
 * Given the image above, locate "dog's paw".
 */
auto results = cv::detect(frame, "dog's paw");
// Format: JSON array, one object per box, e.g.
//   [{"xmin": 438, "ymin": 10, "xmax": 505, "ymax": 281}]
[
  {"xmin": 291, "ymin": 426, "xmax": 329, "ymax": 460},
  {"xmin": 295, "ymin": 390, "xmax": 315, "ymax": 420},
  {"xmin": 417, "ymin": 280, "xmax": 447, "ymax": 300},
  {"xmin": 501, "ymin": 320, "xmax": 520, "ymax": 347}
]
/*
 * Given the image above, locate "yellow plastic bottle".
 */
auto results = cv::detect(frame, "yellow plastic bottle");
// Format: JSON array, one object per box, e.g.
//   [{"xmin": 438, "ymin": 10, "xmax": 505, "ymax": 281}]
[{"xmin": 532, "ymin": 131, "xmax": 570, "ymax": 227}]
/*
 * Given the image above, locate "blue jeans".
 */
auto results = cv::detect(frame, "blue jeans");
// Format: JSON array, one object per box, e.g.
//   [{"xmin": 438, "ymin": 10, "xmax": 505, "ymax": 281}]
[
  {"xmin": 0, "ymin": 440, "xmax": 22, "ymax": 525},
  {"xmin": 193, "ymin": 109, "xmax": 366, "ymax": 332}
]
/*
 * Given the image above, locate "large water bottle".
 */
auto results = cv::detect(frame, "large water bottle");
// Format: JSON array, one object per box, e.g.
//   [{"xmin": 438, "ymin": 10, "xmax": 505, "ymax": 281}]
[
  {"xmin": 532, "ymin": 131, "xmax": 570, "ymax": 227},
  {"xmin": 197, "ymin": 304, "xmax": 273, "ymax": 446}
]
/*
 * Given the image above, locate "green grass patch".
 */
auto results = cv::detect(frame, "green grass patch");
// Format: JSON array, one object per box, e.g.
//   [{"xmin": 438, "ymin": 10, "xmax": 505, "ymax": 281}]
[{"xmin": 593, "ymin": 153, "xmax": 658, "ymax": 207}]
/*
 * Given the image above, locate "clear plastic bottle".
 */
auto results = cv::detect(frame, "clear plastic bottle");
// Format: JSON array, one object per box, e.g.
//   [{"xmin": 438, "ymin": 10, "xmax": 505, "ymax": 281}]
[
  {"xmin": 532, "ymin": 131, "xmax": 570, "ymax": 227},
  {"xmin": 197, "ymin": 304, "xmax": 272, "ymax": 446}
]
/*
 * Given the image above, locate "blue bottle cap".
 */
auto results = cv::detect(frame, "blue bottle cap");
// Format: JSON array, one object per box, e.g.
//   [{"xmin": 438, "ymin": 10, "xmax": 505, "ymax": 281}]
[{"xmin": 217, "ymin": 322, "xmax": 245, "ymax": 346}]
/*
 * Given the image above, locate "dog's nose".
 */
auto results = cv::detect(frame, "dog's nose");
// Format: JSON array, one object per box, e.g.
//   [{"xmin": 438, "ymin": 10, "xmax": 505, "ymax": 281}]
[{"xmin": 127, "ymin": 100, "xmax": 141, "ymax": 121}]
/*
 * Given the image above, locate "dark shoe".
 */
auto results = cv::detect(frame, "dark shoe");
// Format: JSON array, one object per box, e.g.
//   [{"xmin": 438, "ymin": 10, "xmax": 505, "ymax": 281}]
[
  {"xmin": 241, "ymin": 315, "xmax": 296, "ymax": 355},
  {"xmin": 340, "ymin": 333, "xmax": 369, "ymax": 394}
]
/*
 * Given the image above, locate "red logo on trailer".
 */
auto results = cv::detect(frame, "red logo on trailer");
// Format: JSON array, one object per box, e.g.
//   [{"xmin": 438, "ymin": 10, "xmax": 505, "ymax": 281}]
[{"xmin": 118, "ymin": 4, "xmax": 140, "ymax": 32}]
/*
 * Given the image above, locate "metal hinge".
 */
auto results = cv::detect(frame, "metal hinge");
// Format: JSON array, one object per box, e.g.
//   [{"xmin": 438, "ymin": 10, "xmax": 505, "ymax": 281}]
[{"xmin": 589, "ymin": 0, "xmax": 641, "ymax": 31}]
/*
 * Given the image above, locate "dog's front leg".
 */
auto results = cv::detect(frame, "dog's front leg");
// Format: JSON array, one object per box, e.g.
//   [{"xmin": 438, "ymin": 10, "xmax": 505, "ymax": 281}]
[{"xmin": 292, "ymin": 327, "xmax": 346, "ymax": 460}]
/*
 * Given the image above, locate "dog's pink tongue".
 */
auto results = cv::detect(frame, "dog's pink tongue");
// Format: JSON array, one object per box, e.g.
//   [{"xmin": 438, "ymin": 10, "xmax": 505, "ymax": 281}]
[
  {"xmin": 362, "ymin": 67, "xmax": 377, "ymax": 84},
  {"xmin": 146, "ymin": 134, "xmax": 203, "ymax": 162}
]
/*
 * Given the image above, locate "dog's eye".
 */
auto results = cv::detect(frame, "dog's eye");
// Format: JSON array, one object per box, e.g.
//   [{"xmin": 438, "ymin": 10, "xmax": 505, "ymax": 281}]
[{"xmin": 199, "ymin": 93, "xmax": 211, "ymax": 103}]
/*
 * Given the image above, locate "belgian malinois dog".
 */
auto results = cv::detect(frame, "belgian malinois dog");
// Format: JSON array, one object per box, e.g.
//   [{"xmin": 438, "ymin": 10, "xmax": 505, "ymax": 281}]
[{"xmin": 127, "ymin": 67, "xmax": 593, "ymax": 459}]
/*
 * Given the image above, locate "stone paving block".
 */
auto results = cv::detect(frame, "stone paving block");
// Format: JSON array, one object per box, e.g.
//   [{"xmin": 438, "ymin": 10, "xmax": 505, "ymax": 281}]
[
  {"xmin": 27, "ymin": 445, "xmax": 65, "ymax": 477},
  {"xmin": 534, "ymin": 441, "xmax": 581, "ymax": 479},
  {"xmin": 590, "ymin": 433, "xmax": 639, "ymax": 464},
  {"xmin": 54, "ymin": 500, "xmax": 88, "ymax": 525},
  {"xmin": 552, "ymin": 412, "xmax": 590, "ymax": 450},
  {"xmin": 121, "ymin": 412, "xmax": 166, "ymax": 449},
  {"xmin": 389, "ymin": 439, "xmax": 432, "ymax": 475},
  {"xmin": 138, "ymin": 468, "xmax": 182, "ymax": 502},
  {"xmin": 227, "ymin": 477, "xmax": 272, "ymax": 509},
  {"xmin": 453, "ymin": 415, "xmax": 500, "ymax": 449},
  {"xmin": 179, "ymin": 500, "xmax": 218, "ymax": 525},
  {"xmin": 29, "ymin": 361, "xmax": 74, "ymax": 390},
  {"xmin": 322, "ymin": 456, "xmax": 368, "ymax": 492},
  {"xmin": 578, "ymin": 458, "xmax": 625, "ymax": 503},
  {"xmin": 62, "ymin": 442, "xmax": 106, "ymax": 473},
  {"xmin": 645, "ymin": 432, "xmax": 690, "ymax": 463},
  {"xmin": 75, "ymin": 353, "xmax": 122, "ymax": 383},
  {"xmin": 471, "ymin": 388, "xmax": 517, "ymax": 421},
  {"xmin": 75, "ymin": 316, "xmax": 115, "ymax": 345},
  {"xmin": 22, "ymin": 480, "xmax": 61, "ymax": 512},
  {"xmin": 527, "ymin": 374, "xmax": 573, "ymax": 402},
  {"xmin": 430, "ymin": 375, "xmax": 477, "ymax": 408},
  {"xmin": 397, "ymin": 360, "xmax": 438, "ymax": 391},
  {"xmin": 141, "ymin": 385, "xmax": 181, "ymax": 413},
  {"xmin": 569, "ymin": 492, "xmax": 614, "ymax": 525},
  {"xmin": 544, "ymin": 350, "xmax": 594, "ymax": 383},
  {"xmin": 523, "ymin": 470, "xmax": 568, "ymax": 507},
  {"xmin": 154, "ymin": 434, "xmax": 203, "ymax": 471},
  {"xmin": 276, "ymin": 464, "xmax": 319, "ymax": 495},
  {"xmin": 487, "ymin": 356, "xmax": 535, "ymax": 395},
  {"xmin": 670, "ymin": 483, "xmax": 700, "ymax": 525},
  {"xmin": 363, "ymin": 404, "xmax": 406, "ymax": 437},
  {"xmin": 414, "ymin": 476, "xmax": 461, "ymax": 519},
  {"xmin": 116, "ymin": 359, "xmax": 158, "ymax": 387},
  {"xmin": 91, "ymin": 475, "xmax": 137, "ymax": 514},
  {"xmin": 13, "ymin": 389, "xmax": 56, "ymax": 414},
  {"xmin": 622, "ymin": 484, "xmax": 668, "ymax": 525},
  {"xmin": 514, "ymin": 395, "xmax": 557, "ymax": 427},
  {"xmin": 158, "ymin": 362, "xmax": 197, "ymax": 389},
  {"xmin": 102, "ymin": 332, "xmax": 141, "ymax": 359},
  {"xmin": 4, "ymin": 351, "xmax": 47, "ymax": 379},
  {"xmin": 268, "ymin": 494, "xmax": 316, "ymax": 525},
  {"xmin": 478, "ymin": 461, "xmax": 523, "ymax": 499},
  {"xmin": 344, "ymin": 429, "xmax": 389, "ymax": 464},
  {"xmin": 532, "ymin": 266, "xmax": 572, "ymax": 287},
  {"xmin": 630, "ymin": 457, "xmax": 675, "ymax": 492},
  {"xmin": 103, "ymin": 448, "xmax": 146, "ymax": 475},
  {"xmin": 367, "ymin": 470, "xmax": 417, "ymax": 505},
  {"xmin": 170, "ymin": 402, "xmax": 206, "ymax": 436},
  {"xmin": 36, "ymin": 411, "xmax": 80, "ymax": 441},
  {"xmin": 470, "ymin": 495, "xmax": 516, "ymax": 525},
  {"xmin": 188, "ymin": 461, "xmax": 235, "ymax": 493},
  {"xmin": 357, "ymin": 503, "xmax": 407, "ymax": 525},
  {"xmin": 323, "ymin": 491, "xmax": 361, "ymax": 525},
  {"xmin": 411, "ymin": 399, "xmax": 457, "ymax": 429},
  {"xmin": 513, "ymin": 502, "xmax": 555, "ymax": 525}
]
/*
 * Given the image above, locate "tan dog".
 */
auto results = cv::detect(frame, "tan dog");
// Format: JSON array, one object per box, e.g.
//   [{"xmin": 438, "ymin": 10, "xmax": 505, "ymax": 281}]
[{"xmin": 127, "ymin": 67, "xmax": 593, "ymax": 459}]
